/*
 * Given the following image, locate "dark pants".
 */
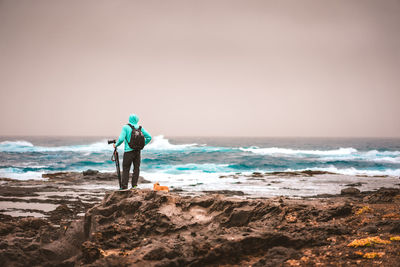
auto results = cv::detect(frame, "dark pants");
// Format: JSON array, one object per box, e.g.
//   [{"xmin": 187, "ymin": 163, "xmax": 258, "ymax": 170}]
[{"xmin": 122, "ymin": 150, "xmax": 141, "ymax": 188}]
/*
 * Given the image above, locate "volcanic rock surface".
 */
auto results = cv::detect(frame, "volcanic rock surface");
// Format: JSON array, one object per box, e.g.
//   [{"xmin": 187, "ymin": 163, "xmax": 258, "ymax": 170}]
[{"xmin": 1, "ymin": 187, "xmax": 400, "ymax": 266}]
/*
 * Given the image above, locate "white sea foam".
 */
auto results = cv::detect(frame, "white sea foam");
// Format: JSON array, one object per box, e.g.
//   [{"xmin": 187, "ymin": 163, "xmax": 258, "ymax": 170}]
[
  {"xmin": 240, "ymin": 146, "xmax": 357, "ymax": 156},
  {"xmin": 0, "ymin": 136, "xmax": 201, "ymax": 153},
  {"xmin": 0, "ymin": 140, "xmax": 34, "ymax": 147},
  {"xmin": 0, "ymin": 140, "xmax": 112, "ymax": 153},
  {"xmin": 368, "ymin": 157, "xmax": 400, "ymax": 164},
  {"xmin": 150, "ymin": 163, "xmax": 232, "ymax": 174},
  {"xmin": 0, "ymin": 167, "xmax": 45, "ymax": 180},
  {"xmin": 240, "ymin": 146, "xmax": 400, "ymax": 163},
  {"xmin": 365, "ymin": 150, "xmax": 400, "ymax": 156},
  {"xmin": 316, "ymin": 151, "xmax": 400, "ymax": 163},
  {"xmin": 145, "ymin": 135, "xmax": 198, "ymax": 151}
]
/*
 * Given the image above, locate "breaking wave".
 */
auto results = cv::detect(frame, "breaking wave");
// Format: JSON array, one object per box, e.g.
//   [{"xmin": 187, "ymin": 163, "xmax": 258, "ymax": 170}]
[
  {"xmin": 240, "ymin": 146, "xmax": 358, "ymax": 156},
  {"xmin": 0, "ymin": 140, "xmax": 112, "ymax": 153},
  {"xmin": 145, "ymin": 135, "xmax": 199, "ymax": 151},
  {"xmin": 1, "ymin": 137, "xmax": 399, "ymax": 180},
  {"xmin": 0, "ymin": 136, "xmax": 204, "ymax": 153}
]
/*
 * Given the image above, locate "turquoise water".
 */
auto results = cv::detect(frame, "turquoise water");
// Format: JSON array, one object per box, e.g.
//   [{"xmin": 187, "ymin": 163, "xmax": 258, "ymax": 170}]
[{"xmin": 0, "ymin": 136, "xmax": 399, "ymax": 180}]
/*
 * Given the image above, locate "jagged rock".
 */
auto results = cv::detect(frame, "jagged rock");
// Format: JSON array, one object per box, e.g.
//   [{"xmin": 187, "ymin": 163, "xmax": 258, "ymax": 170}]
[
  {"xmin": 345, "ymin": 182, "xmax": 364, "ymax": 187},
  {"xmin": 83, "ymin": 169, "xmax": 99, "ymax": 176},
  {"xmin": 42, "ymin": 172, "xmax": 71, "ymax": 179},
  {"xmin": 224, "ymin": 209, "xmax": 252, "ymax": 227},
  {"xmin": 0, "ymin": 222, "xmax": 14, "ymax": 235},
  {"xmin": 18, "ymin": 217, "xmax": 48, "ymax": 230},
  {"xmin": 341, "ymin": 187, "xmax": 360, "ymax": 195},
  {"xmin": 329, "ymin": 203, "xmax": 353, "ymax": 217},
  {"xmin": 202, "ymin": 190, "xmax": 246, "ymax": 196},
  {"xmin": 253, "ymin": 246, "xmax": 300, "ymax": 267},
  {"xmin": 364, "ymin": 188, "xmax": 400, "ymax": 203},
  {"xmin": 252, "ymin": 172, "xmax": 263, "ymax": 177},
  {"xmin": 81, "ymin": 241, "xmax": 101, "ymax": 263},
  {"xmin": 49, "ymin": 204, "xmax": 74, "ymax": 223},
  {"xmin": 359, "ymin": 225, "xmax": 378, "ymax": 234},
  {"xmin": 143, "ymin": 246, "xmax": 167, "ymax": 260},
  {"xmin": 1, "ymin": 184, "xmax": 400, "ymax": 266},
  {"xmin": 390, "ymin": 222, "xmax": 400, "ymax": 233}
]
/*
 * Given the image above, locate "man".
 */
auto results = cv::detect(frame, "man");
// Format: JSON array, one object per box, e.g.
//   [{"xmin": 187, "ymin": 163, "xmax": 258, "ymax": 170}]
[{"xmin": 114, "ymin": 114, "xmax": 152, "ymax": 189}]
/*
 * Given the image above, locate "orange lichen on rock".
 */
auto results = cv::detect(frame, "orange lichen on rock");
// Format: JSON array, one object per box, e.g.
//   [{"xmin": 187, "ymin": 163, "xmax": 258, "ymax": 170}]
[
  {"xmin": 286, "ymin": 214, "xmax": 297, "ymax": 223},
  {"xmin": 286, "ymin": 259, "xmax": 301, "ymax": 266},
  {"xmin": 347, "ymin": 236, "xmax": 391, "ymax": 247},
  {"xmin": 363, "ymin": 252, "xmax": 385, "ymax": 259},
  {"xmin": 390, "ymin": 236, "xmax": 400, "ymax": 241},
  {"xmin": 355, "ymin": 206, "xmax": 373, "ymax": 215}
]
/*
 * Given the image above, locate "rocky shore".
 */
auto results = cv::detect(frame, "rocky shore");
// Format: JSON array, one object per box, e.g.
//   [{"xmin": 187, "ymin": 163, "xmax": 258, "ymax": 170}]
[{"xmin": 1, "ymin": 172, "xmax": 400, "ymax": 266}]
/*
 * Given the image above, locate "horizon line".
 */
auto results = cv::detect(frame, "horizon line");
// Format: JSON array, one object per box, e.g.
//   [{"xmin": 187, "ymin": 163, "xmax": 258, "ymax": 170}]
[{"xmin": 0, "ymin": 134, "xmax": 400, "ymax": 139}]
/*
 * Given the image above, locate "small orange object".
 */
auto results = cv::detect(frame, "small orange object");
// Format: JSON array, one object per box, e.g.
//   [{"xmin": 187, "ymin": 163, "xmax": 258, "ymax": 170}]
[{"xmin": 153, "ymin": 182, "xmax": 169, "ymax": 192}]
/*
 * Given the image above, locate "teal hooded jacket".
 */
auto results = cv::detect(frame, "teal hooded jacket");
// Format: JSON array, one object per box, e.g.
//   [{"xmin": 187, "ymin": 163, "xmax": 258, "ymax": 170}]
[{"xmin": 115, "ymin": 114, "xmax": 152, "ymax": 152}]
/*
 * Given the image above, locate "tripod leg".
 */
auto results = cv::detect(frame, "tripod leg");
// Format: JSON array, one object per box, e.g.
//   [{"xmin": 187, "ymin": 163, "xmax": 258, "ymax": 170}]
[{"xmin": 114, "ymin": 149, "xmax": 122, "ymax": 188}]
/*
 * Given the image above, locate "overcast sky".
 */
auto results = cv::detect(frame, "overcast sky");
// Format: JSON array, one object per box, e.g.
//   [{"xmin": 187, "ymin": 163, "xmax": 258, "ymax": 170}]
[{"xmin": 0, "ymin": 0, "xmax": 399, "ymax": 137}]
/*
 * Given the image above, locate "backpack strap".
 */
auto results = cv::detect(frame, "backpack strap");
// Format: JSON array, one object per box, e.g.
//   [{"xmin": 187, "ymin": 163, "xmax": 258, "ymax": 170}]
[
  {"xmin": 127, "ymin": 124, "xmax": 136, "ymax": 130},
  {"xmin": 138, "ymin": 126, "xmax": 142, "ymax": 131}
]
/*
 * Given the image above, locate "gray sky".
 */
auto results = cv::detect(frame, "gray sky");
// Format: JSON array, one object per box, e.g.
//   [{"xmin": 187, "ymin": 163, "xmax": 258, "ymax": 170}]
[{"xmin": 0, "ymin": 0, "xmax": 399, "ymax": 137}]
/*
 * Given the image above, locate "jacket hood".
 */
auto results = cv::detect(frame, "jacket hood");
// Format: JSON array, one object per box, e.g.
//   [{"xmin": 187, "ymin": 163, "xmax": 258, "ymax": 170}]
[{"xmin": 129, "ymin": 114, "xmax": 139, "ymax": 125}]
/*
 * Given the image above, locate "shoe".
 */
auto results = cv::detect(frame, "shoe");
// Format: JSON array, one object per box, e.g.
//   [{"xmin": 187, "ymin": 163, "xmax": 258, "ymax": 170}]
[
  {"xmin": 119, "ymin": 187, "xmax": 128, "ymax": 190},
  {"xmin": 130, "ymin": 185, "xmax": 137, "ymax": 190}
]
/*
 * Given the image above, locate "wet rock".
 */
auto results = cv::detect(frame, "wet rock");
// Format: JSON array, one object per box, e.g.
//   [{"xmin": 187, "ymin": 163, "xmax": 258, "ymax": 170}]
[
  {"xmin": 49, "ymin": 204, "xmax": 74, "ymax": 223},
  {"xmin": 0, "ymin": 222, "xmax": 14, "ymax": 235},
  {"xmin": 267, "ymin": 170, "xmax": 335, "ymax": 177},
  {"xmin": 81, "ymin": 241, "xmax": 101, "ymax": 263},
  {"xmin": 300, "ymin": 170, "xmax": 335, "ymax": 176},
  {"xmin": 345, "ymin": 182, "xmax": 365, "ymax": 187},
  {"xmin": 2, "ymin": 176, "xmax": 400, "ymax": 267},
  {"xmin": 224, "ymin": 209, "xmax": 252, "ymax": 227},
  {"xmin": 364, "ymin": 188, "xmax": 400, "ymax": 203},
  {"xmin": 253, "ymin": 246, "xmax": 299, "ymax": 267},
  {"xmin": 143, "ymin": 246, "xmax": 167, "ymax": 260},
  {"xmin": 0, "ymin": 240, "xmax": 8, "ymax": 249},
  {"xmin": 341, "ymin": 187, "xmax": 360, "ymax": 195},
  {"xmin": 359, "ymin": 225, "xmax": 378, "ymax": 234},
  {"xmin": 329, "ymin": 203, "xmax": 353, "ymax": 217},
  {"xmin": 325, "ymin": 225, "xmax": 350, "ymax": 235},
  {"xmin": 252, "ymin": 172, "xmax": 263, "ymax": 177},
  {"xmin": 83, "ymin": 169, "xmax": 99, "ymax": 176},
  {"xmin": 170, "ymin": 187, "xmax": 184, "ymax": 192},
  {"xmin": 60, "ymin": 256, "xmax": 77, "ymax": 267},
  {"xmin": 318, "ymin": 204, "xmax": 353, "ymax": 221},
  {"xmin": 42, "ymin": 172, "xmax": 70, "ymax": 179},
  {"xmin": 202, "ymin": 190, "xmax": 246, "ymax": 196},
  {"xmin": 18, "ymin": 217, "xmax": 48, "ymax": 230},
  {"xmin": 390, "ymin": 222, "xmax": 400, "ymax": 233},
  {"xmin": 40, "ymin": 220, "xmax": 85, "ymax": 262},
  {"xmin": 91, "ymin": 255, "xmax": 130, "ymax": 267},
  {"xmin": 0, "ymin": 186, "xmax": 39, "ymax": 197}
]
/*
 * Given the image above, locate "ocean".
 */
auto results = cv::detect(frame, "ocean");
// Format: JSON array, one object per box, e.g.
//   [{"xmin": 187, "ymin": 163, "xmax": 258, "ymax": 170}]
[{"xmin": 1, "ymin": 136, "xmax": 399, "ymax": 196}]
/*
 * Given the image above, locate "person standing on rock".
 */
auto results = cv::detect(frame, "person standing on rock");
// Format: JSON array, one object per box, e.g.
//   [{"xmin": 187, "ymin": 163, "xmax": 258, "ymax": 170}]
[{"xmin": 114, "ymin": 114, "xmax": 152, "ymax": 190}]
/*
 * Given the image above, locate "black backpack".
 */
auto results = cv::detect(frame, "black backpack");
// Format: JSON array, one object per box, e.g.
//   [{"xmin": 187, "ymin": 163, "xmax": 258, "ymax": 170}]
[{"xmin": 127, "ymin": 124, "xmax": 145, "ymax": 151}]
